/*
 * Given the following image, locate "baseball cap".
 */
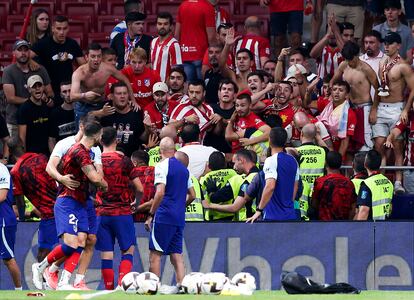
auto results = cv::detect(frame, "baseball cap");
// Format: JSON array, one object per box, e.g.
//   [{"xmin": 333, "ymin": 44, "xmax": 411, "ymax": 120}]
[
  {"xmin": 13, "ymin": 40, "xmax": 30, "ymax": 51},
  {"xmin": 153, "ymin": 82, "xmax": 168, "ymax": 94},
  {"xmin": 384, "ymin": 32, "xmax": 402, "ymax": 44},
  {"xmin": 284, "ymin": 64, "xmax": 307, "ymax": 81},
  {"xmin": 125, "ymin": 12, "xmax": 146, "ymax": 23},
  {"xmin": 27, "ymin": 75, "xmax": 44, "ymax": 88},
  {"xmin": 384, "ymin": 0, "xmax": 402, "ymax": 10}
]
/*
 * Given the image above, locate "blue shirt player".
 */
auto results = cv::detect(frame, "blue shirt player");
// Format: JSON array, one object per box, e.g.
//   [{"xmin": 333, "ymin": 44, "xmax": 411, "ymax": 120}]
[
  {"xmin": 0, "ymin": 163, "xmax": 22, "ymax": 289},
  {"xmin": 247, "ymin": 127, "xmax": 300, "ymax": 222},
  {"xmin": 145, "ymin": 137, "xmax": 195, "ymax": 291}
]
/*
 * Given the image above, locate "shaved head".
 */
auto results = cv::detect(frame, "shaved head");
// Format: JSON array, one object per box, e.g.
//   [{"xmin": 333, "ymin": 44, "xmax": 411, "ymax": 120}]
[
  {"xmin": 175, "ymin": 151, "xmax": 189, "ymax": 167},
  {"xmin": 293, "ymin": 111, "xmax": 310, "ymax": 130},
  {"xmin": 159, "ymin": 137, "xmax": 175, "ymax": 157},
  {"xmin": 245, "ymin": 16, "xmax": 260, "ymax": 29},
  {"xmin": 301, "ymin": 123, "xmax": 317, "ymax": 140},
  {"xmin": 160, "ymin": 124, "xmax": 177, "ymax": 140}
]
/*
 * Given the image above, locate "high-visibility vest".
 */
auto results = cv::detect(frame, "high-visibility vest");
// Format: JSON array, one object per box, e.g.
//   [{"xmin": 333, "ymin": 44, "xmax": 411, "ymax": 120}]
[
  {"xmin": 229, "ymin": 172, "xmax": 257, "ymax": 221},
  {"xmin": 363, "ymin": 174, "xmax": 393, "ymax": 220},
  {"xmin": 148, "ymin": 145, "xmax": 180, "ymax": 167},
  {"xmin": 299, "ymin": 180, "xmax": 311, "ymax": 221},
  {"xmin": 351, "ymin": 178, "xmax": 364, "ymax": 197},
  {"xmin": 25, "ymin": 197, "xmax": 40, "ymax": 221},
  {"xmin": 200, "ymin": 169, "xmax": 237, "ymax": 221},
  {"xmin": 245, "ymin": 130, "xmax": 269, "ymax": 162},
  {"xmin": 185, "ymin": 176, "xmax": 204, "ymax": 221},
  {"xmin": 296, "ymin": 144, "xmax": 325, "ymax": 190}
]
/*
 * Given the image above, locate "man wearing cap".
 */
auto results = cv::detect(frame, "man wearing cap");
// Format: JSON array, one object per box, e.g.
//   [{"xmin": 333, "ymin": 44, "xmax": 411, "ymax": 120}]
[
  {"xmin": 17, "ymin": 75, "xmax": 51, "ymax": 155},
  {"xmin": 2, "ymin": 40, "xmax": 53, "ymax": 139},
  {"xmin": 111, "ymin": 11, "xmax": 153, "ymax": 70},
  {"xmin": 370, "ymin": 31, "xmax": 414, "ymax": 193},
  {"xmin": 143, "ymin": 82, "xmax": 178, "ymax": 135},
  {"xmin": 373, "ymin": 0, "xmax": 414, "ymax": 61}
]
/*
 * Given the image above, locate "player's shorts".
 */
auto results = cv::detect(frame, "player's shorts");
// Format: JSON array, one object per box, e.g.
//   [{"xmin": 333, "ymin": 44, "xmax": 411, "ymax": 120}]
[
  {"xmin": 149, "ymin": 222, "xmax": 183, "ymax": 255},
  {"xmin": 270, "ymin": 11, "xmax": 303, "ymax": 36},
  {"xmin": 372, "ymin": 102, "xmax": 404, "ymax": 138},
  {"xmin": 0, "ymin": 225, "xmax": 16, "ymax": 260},
  {"xmin": 54, "ymin": 196, "xmax": 89, "ymax": 237},
  {"xmin": 95, "ymin": 215, "xmax": 136, "ymax": 252},
  {"xmin": 38, "ymin": 218, "xmax": 58, "ymax": 250},
  {"xmin": 87, "ymin": 197, "xmax": 98, "ymax": 235}
]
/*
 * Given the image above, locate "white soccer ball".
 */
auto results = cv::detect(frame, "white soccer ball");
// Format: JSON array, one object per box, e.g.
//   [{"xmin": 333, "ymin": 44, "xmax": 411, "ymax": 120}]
[
  {"xmin": 231, "ymin": 272, "xmax": 257, "ymax": 292},
  {"xmin": 181, "ymin": 272, "xmax": 204, "ymax": 294},
  {"xmin": 200, "ymin": 272, "xmax": 227, "ymax": 295},
  {"xmin": 136, "ymin": 271, "xmax": 160, "ymax": 295},
  {"xmin": 121, "ymin": 271, "xmax": 140, "ymax": 294}
]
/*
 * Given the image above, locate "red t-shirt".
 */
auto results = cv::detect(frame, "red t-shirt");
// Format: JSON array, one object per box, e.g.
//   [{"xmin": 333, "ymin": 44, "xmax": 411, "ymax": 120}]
[
  {"xmin": 11, "ymin": 153, "xmax": 57, "ymax": 220},
  {"xmin": 263, "ymin": 101, "xmax": 296, "ymax": 128},
  {"xmin": 177, "ymin": 0, "xmax": 216, "ymax": 61},
  {"xmin": 235, "ymin": 34, "xmax": 270, "ymax": 70},
  {"xmin": 232, "ymin": 112, "xmax": 266, "ymax": 152},
  {"xmin": 317, "ymin": 96, "xmax": 330, "ymax": 114},
  {"xmin": 58, "ymin": 143, "xmax": 93, "ymax": 204},
  {"xmin": 122, "ymin": 66, "xmax": 161, "ymax": 108},
  {"xmin": 144, "ymin": 100, "xmax": 178, "ymax": 130},
  {"xmin": 133, "ymin": 166, "xmax": 155, "ymax": 222},
  {"xmin": 268, "ymin": 0, "xmax": 304, "ymax": 13},
  {"xmin": 331, "ymin": 108, "xmax": 357, "ymax": 152},
  {"xmin": 105, "ymin": 76, "xmax": 118, "ymax": 98},
  {"xmin": 96, "ymin": 152, "xmax": 139, "ymax": 216},
  {"xmin": 312, "ymin": 174, "xmax": 356, "ymax": 221}
]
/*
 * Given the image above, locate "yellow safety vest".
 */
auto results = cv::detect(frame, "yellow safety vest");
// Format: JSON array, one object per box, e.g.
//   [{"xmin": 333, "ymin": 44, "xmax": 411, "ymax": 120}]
[
  {"xmin": 299, "ymin": 180, "xmax": 311, "ymax": 221},
  {"xmin": 148, "ymin": 145, "xmax": 180, "ymax": 167},
  {"xmin": 363, "ymin": 174, "xmax": 393, "ymax": 221},
  {"xmin": 296, "ymin": 144, "xmax": 326, "ymax": 192},
  {"xmin": 200, "ymin": 169, "xmax": 237, "ymax": 221},
  {"xmin": 25, "ymin": 197, "xmax": 40, "ymax": 221},
  {"xmin": 351, "ymin": 178, "xmax": 364, "ymax": 197},
  {"xmin": 229, "ymin": 172, "xmax": 257, "ymax": 221},
  {"xmin": 185, "ymin": 176, "xmax": 204, "ymax": 221},
  {"xmin": 245, "ymin": 130, "xmax": 269, "ymax": 162}
]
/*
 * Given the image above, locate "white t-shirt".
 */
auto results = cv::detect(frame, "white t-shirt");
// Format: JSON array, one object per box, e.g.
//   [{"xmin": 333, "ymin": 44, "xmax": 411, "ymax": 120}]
[
  {"xmin": 178, "ymin": 144, "xmax": 218, "ymax": 179},
  {"xmin": 50, "ymin": 135, "xmax": 102, "ymax": 165},
  {"xmin": 154, "ymin": 158, "xmax": 193, "ymax": 188}
]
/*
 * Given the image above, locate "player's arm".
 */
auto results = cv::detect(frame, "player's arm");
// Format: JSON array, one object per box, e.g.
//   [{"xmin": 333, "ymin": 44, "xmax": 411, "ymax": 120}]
[
  {"xmin": 46, "ymin": 156, "xmax": 80, "ymax": 190},
  {"xmin": 136, "ymin": 198, "xmax": 153, "ymax": 213},
  {"xmin": 400, "ymin": 64, "xmax": 414, "ymax": 124},
  {"xmin": 81, "ymin": 164, "xmax": 108, "ymax": 191},
  {"xmin": 145, "ymin": 183, "xmax": 165, "ymax": 231},
  {"xmin": 186, "ymin": 186, "xmax": 196, "ymax": 206},
  {"xmin": 354, "ymin": 183, "xmax": 371, "ymax": 220},
  {"xmin": 203, "ymin": 195, "xmax": 247, "ymax": 213},
  {"xmin": 329, "ymin": 61, "xmax": 345, "ymax": 87}
]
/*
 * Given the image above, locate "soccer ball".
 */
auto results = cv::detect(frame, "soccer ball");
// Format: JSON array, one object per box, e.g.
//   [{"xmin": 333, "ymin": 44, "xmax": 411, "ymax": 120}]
[
  {"xmin": 136, "ymin": 271, "xmax": 160, "ymax": 295},
  {"xmin": 181, "ymin": 272, "xmax": 204, "ymax": 294},
  {"xmin": 121, "ymin": 272, "xmax": 140, "ymax": 294},
  {"xmin": 231, "ymin": 272, "xmax": 257, "ymax": 292},
  {"xmin": 200, "ymin": 272, "xmax": 227, "ymax": 295}
]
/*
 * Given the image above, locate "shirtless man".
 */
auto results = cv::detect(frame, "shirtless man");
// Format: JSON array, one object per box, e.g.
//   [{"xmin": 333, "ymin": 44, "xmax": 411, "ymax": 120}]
[
  {"xmin": 70, "ymin": 43, "xmax": 135, "ymax": 126},
  {"xmin": 219, "ymin": 27, "xmax": 253, "ymax": 91},
  {"xmin": 331, "ymin": 41, "xmax": 380, "ymax": 152},
  {"xmin": 370, "ymin": 32, "xmax": 414, "ymax": 193}
]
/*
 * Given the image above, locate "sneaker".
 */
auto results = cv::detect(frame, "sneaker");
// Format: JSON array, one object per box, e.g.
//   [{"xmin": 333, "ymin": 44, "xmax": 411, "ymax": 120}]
[
  {"xmin": 73, "ymin": 280, "xmax": 91, "ymax": 291},
  {"xmin": 56, "ymin": 283, "xmax": 80, "ymax": 291},
  {"xmin": 32, "ymin": 263, "xmax": 43, "ymax": 290},
  {"xmin": 43, "ymin": 267, "xmax": 58, "ymax": 290},
  {"xmin": 394, "ymin": 181, "xmax": 406, "ymax": 194},
  {"xmin": 159, "ymin": 284, "xmax": 179, "ymax": 294},
  {"xmin": 115, "ymin": 285, "xmax": 123, "ymax": 291}
]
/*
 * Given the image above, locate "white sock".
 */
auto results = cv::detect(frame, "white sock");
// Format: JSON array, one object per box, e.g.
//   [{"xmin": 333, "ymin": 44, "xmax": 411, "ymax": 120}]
[
  {"xmin": 15, "ymin": 287, "xmax": 22, "ymax": 290},
  {"xmin": 37, "ymin": 258, "xmax": 50, "ymax": 274},
  {"xmin": 58, "ymin": 270, "xmax": 72, "ymax": 286},
  {"xmin": 74, "ymin": 274, "xmax": 85, "ymax": 285},
  {"xmin": 49, "ymin": 263, "xmax": 59, "ymax": 273}
]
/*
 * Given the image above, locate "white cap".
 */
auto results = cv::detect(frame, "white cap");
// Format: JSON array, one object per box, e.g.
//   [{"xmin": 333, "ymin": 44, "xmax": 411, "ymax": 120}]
[
  {"xmin": 27, "ymin": 75, "xmax": 44, "ymax": 88},
  {"xmin": 284, "ymin": 64, "xmax": 307, "ymax": 81},
  {"xmin": 152, "ymin": 82, "xmax": 168, "ymax": 94}
]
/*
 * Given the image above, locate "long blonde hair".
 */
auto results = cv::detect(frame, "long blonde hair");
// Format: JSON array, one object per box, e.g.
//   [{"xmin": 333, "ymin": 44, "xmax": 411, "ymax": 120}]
[{"xmin": 26, "ymin": 8, "xmax": 51, "ymax": 45}]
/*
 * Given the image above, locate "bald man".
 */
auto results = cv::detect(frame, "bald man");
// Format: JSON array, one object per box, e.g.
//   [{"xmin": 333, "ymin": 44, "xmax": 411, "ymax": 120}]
[
  {"xmin": 148, "ymin": 125, "xmax": 179, "ymax": 166},
  {"xmin": 145, "ymin": 137, "xmax": 195, "ymax": 293}
]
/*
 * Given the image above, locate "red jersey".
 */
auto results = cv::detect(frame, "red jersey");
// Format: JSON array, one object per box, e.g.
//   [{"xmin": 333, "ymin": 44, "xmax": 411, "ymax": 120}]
[
  {"xmin": 105, "ymin": 75, "xmax": 118, "ymax": 97},
  {"xmin": 317, "ymin": 46, "xmax": 343, "ymax": 79},
  {"xmin": 133, "ymin": 165, "xmax": 155, "ymax": 222},
  {"xmin": 58, "ymin": 143, "xmax": 93, "ymax": 204},
  {"xmin": 312, "ymin": 174, "xmax": 356, "ymax": 221},
  {"xmin": 177, "ymin": 0, "xmax": 216, "ymax": 61},
  {"xmin": 232, "ymin": 112, "xmax": 266, "ymax": 152},
  {"xmin": 317, "ymin": 96, "xmax": 330, "ymax": 114},
  {"xmin": 122, "ymin": 66, "xmax": 161, "ymax": 108},
  {"xmin": 235, "ymin": 34, "xmax": 270, "ymax": 71},
  {"xmin": 11, "ymin": 153, "xmax": 57, "ymax": 220},
  {"xmin": 150, "ymin": 36, "xmax": 182, "ymax": 82},
  {"xmin": 96, "ymin": 152, "xmax": 140, "ymax": 216},
  {"xmin": 263, "ymin": 101, "xmax": 296, "ymax": 128},
  {"xmin": 144, "ymin": 100, "xmax": 178, "ymax": 130},
  {"xmin": 171, "ymin": 101, "xmax": 214, "ymax": 135},
  {"xmin": 269, "ymin": 0, "xmax": 304, "ymax": 12}
]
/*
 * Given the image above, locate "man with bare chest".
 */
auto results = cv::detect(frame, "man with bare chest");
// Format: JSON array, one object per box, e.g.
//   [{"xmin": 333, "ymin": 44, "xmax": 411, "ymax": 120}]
[
  {"xmin": 370, "ymin": 32, "xmax": 414, "ymax": 193},
  {"xmin": 331, "ymin": 41, "xmax": 380, "ymax": 152},
  {"xmin": 70, "ymin": 43, "xmax": 136, "ymax": 127}
]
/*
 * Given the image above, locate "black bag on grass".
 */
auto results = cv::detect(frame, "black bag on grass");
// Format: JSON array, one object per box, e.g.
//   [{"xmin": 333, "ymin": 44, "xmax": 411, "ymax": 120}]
[{"xmin": 280, "ymin": 271, "xmax": 360, "ymax": 294}]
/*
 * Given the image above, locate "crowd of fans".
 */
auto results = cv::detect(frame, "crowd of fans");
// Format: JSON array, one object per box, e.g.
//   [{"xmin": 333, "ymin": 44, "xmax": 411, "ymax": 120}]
[{"xmin": 0, "ymin": 0, "xmax": 414, "ymax": 224}]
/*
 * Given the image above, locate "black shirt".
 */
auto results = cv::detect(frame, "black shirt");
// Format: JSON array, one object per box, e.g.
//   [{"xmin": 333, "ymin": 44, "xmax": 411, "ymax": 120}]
[
  {"xmin": 204, "ymin": 69, "xmax": 224, "ymax": 105},
  {"xmin": 49, "ymin": 106, "xmax": 76, "ymax": 141},
  {"xmin": 111, "ymin": 33, "xmax": 153, "ymax": 69},
  {"xmin": 0, "ymin": 114, "xmax": 9, "ymax": 139},
  {"xmin": 101, "ymin": 110, "xmax": 145, "ymax": 156},
  {"xmin": 17, "ymin": 99, "xmax": 51, "ymax": 155},
  {"xmin": 31, "ymin": 36, "xmax": 83, "ymax": 104}
]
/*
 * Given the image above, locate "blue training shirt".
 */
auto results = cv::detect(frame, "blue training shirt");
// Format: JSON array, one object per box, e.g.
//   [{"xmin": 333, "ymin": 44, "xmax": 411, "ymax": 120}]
[
  {"xmin": 154, "ymin": 157, "xmax": 193, "ymax": 227},
  {"xmin": 0, "ymin": 164, "xmax": 17, "ymax": 227},
  {"xmin": 262, "ymin": 152, "xmax": 299, "ymax": 221}
]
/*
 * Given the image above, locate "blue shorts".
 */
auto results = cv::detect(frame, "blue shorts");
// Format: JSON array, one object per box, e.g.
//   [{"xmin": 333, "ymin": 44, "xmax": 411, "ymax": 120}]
[
  {"xmin": 54, "ymin": 197, "xmax": 89, "ymax": 237},
  {"xmin": 95, "ymin": 215, "xmax": 136, "ymax": 252},
  {"xmin": 38, "ymin": 218, "xmax": 58, "ymax": 250},
  {"xmin": 0, "ymin": 225, "xmax": 16, "ymax": 260},
  {"xmin": 87, "ymin": 198, "xmax": 98, "ymax": 235},
  {"xmin": 270, "ymin": 11, "xmax": 303, "ymax": 36},
  {"xmin": 149, "ymin": 222, "xmax": 183, "ymax": 255}
]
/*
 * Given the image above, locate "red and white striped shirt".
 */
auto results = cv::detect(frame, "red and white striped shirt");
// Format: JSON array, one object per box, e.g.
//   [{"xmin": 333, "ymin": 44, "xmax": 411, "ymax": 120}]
[
  {"xmin": 235, "ymin": 34, "xmax": 270, "ymax": 71},
  {"xmin": 317, "ymin": 46, "xmax": 343, "ymax": 78},
  {"xmin": 151, "ymin": 36, "xmax": 182, "ymax": 82},
  {"xmin": 215, "ymin": 7, "xmax": 231, "ymax": 29}
]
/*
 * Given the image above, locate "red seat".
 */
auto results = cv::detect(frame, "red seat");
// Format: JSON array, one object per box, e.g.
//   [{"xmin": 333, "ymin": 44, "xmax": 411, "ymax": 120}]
[
  {"xmin": 97, "ymin": 15, "xmax": 124, "ymax": 33},
  {"xmin": 219, "ymin": 1, "xmax": 235, "ymax": 15},
  {"xmin": 239, "ymin": 0, "xmax": 269, "ymax": 15},
  {"xmin": 68, "ymin": 16, "xmax": 92, "ymax": 34},
  {"xmin": 106, "ymin": 0, "xmax": 125, "ymax": 16},
  {"xmin": 61, "ymin": 2, "xmax": 98, "ymax": 18},
  {"xmin": 145, "ymin": 15, "xmax": 157, "ymax": 36},
  {"xmin": 0, "ymin": 33, "xmax": 19, "ymax": 52},
  {"xmin": 152, "ymin": 0, "xmax": 180, "ymax": 16},
  {"xmin": 0, "ymin": 51, "xmax": 13, "ymax": 69},
  {"xmin": 7, "ymin": 15, "xmax": 25, "ymax": 36},
  {"xmin": 88, "ymin": 32, "xmax": 111, "ymax": 49},
  {"xmin": 68, "ymin": 32, "xmax": 86, "ymax": 50},
  {"xmin": 0, "ymin": 2, "xmax": 10, "ymax": 31},
  {"xmin": 14, "ymin": 1, "xmax": 54, "ymax": 15}
]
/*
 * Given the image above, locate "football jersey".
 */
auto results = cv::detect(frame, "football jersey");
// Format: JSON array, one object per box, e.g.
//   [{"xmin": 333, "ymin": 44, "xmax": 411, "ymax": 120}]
[
  {"xmin": 150, "ymin": 36, "xmax": 182, "ymax": 82},
  {"xmin": 50, "ymin": 135, "xmax": 102, "ymax": 165},
  {"xmin": 0, "ymin": 164, "xmax": 16, "ymax": 226}
]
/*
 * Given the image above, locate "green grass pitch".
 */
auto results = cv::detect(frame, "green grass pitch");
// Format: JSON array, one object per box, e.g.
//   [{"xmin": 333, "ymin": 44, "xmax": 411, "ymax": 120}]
[{"xmin": 1, "ymin": 290, "xmax": 414, "ymax": 300}]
